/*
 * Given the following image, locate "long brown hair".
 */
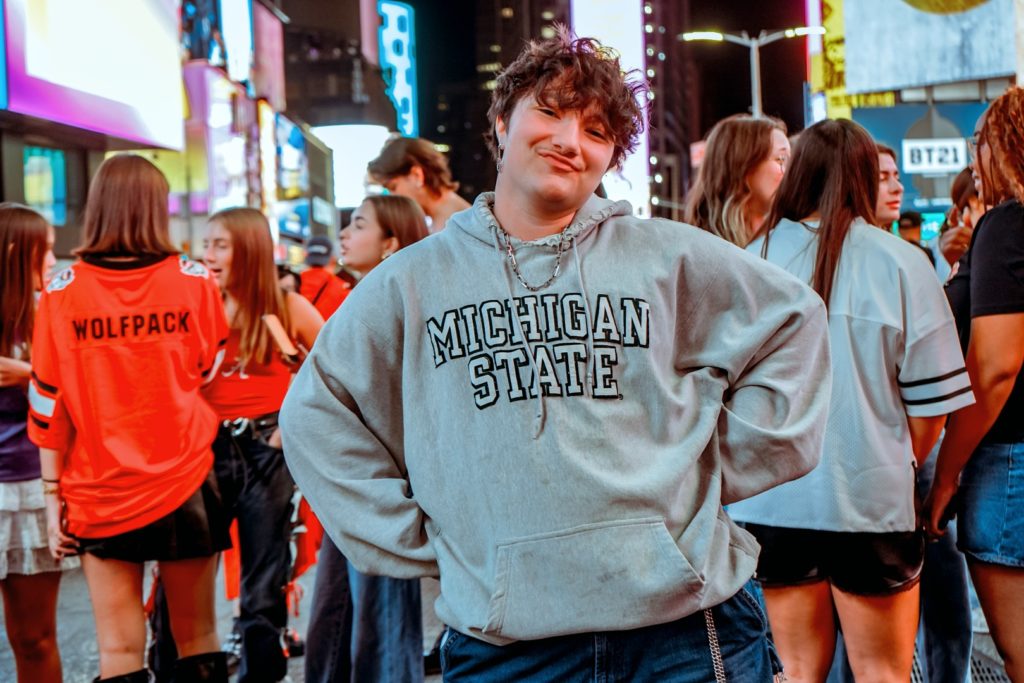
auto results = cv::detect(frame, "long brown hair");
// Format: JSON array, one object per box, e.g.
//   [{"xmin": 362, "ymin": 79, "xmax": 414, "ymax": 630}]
[
  {"xmin": 210, "ymin": 208, "xmax": 290, "ymax": 366},
  {"xmin": 0, "ymin": 204, "xmax": 50, "ymax": 358},
  {"xmin": 363, "ymin": 195, "xmax": 429, "ymax": 249},
  {"xmin": 77, "ymin": 154, "xmax": 178, "ymax": 258},
  {"xmin": 976, "ymin": 87, "xmax": 1024, "ymax": 205},
  {"xmin": 763, "ymin": 119, "xmax": 878, "ymax": 308},
  {"xmin": 684, "ymin": 114, "xmax": 787, "ymax": 246}
]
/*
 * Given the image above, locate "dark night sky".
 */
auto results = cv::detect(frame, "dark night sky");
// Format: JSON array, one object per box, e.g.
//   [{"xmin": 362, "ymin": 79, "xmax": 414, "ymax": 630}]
[
  {"xmin": 688, "ymin": 0, "xmax": 809, "ymax": 135},
  {"xmin": 407, "ymin": 0, "xmax": 810, "ymax": 144}
]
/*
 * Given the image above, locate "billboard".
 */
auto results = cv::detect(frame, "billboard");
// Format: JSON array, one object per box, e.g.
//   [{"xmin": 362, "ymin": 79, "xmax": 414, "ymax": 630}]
[
  {"xmin": 5, "ymin": 0, "xmax": 185, "ymax": 149},
  {"xmin": 570, "ymin": 0, "xmax": 650, "ymax": 218},
  {"xmin": 183, "ymin": 62, "xmax": 256, "ymax": 215},
  {"xmin": 806, "ymin": 0, "xmax": 896, "ymax": 121},
  {"xmin": 220, "ymin": 0, "xmax": 254, "ymax": 84},
  {"xmin": 24, "ymin": 147, "xmax": 67, "ymax": 226},
  {"xmin": 853, "ymin": 102, "xmax": 987, "ymax": 212},
  {"xmin": 252, "ymin": 3, "xmax": 286, "ymax": 110},
  {"xmin": 310, "ymin": 125, "xmax": 390, "ymax": 209},
  {"xmin": 378, "ymin": 1, "xmax": 419, "ymax": 136},
  {"xmin": 276, "ymin": 115, "xmax": 309, "ymax": 200},
  {"xmin": 845, "ymin": 0, "xmax": 1014, "ymax": 93}
]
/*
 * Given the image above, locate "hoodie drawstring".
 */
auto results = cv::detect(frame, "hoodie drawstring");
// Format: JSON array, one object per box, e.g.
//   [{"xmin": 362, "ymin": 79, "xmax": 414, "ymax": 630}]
[
  {"xmin": 572, "ymin": 239, "xmax": 596, "ymax": 398},
  {"xmin": 492, "ymin": 230, "xmax": 548, "ymax": 439}
]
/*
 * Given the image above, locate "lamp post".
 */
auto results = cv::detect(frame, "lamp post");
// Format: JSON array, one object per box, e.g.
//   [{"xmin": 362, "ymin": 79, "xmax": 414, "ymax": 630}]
[{"xmin": 679, "ymin": 26, "xmax": 825, "ymax": 118}]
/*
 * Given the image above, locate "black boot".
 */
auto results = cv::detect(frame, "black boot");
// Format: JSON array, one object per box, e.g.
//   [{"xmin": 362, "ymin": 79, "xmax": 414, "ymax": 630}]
[
  {"xmin": 93, "ymin": 669, "xmax": 153, "ymax": 683},
  {"xmin": 171, "ymin": 652, "xmax": 228, "ymax": 683}
]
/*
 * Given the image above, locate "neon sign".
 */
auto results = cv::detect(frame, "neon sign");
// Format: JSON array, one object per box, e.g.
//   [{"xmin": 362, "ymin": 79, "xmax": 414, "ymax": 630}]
[{"xmin": 377, "ymin": 0, "xmax": 418, "ymax": 136}]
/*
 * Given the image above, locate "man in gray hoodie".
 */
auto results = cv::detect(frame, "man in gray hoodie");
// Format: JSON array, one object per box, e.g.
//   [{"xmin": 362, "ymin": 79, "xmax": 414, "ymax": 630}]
[{"xmin": 282, "ymin": 29, "xmax": 832, "ymax": 682}]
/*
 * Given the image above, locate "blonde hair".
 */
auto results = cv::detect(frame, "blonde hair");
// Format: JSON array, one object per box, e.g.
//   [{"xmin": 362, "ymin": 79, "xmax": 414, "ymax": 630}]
[
  {"xmin": 684, "ymin": 115, "xmax": 787, "ymax": 246},
  {"xmin": 77, "ymin": 154, "xmax": 177, "ymax": 257},
  {"xmin": 210, "ymin": 208, "xmax": 290, "ymax": 366}
]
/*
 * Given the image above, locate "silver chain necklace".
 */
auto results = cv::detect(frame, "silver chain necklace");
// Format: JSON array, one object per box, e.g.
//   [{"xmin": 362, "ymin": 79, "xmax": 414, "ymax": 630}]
[{"xmin": 496, "ymin": 227, "xmax": 569, "ymax": 292}]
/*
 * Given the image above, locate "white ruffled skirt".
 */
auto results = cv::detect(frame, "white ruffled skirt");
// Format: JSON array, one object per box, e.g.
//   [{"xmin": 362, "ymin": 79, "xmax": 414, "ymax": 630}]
[{"xmin": 0, "ymin": 478, "xmax": 79, "ymax": 579}]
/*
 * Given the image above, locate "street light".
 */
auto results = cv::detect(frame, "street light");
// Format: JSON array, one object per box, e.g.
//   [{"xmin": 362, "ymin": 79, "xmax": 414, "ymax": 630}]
[{"xmin": 679, "ymin": 26, "xmax": 825, "ymax": 118}]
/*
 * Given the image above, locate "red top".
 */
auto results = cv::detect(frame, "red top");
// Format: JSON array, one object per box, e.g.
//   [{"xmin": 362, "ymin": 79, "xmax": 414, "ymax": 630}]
[
  {"xmin": 28, "ymin": 255, "xmax": 228, "ymax": 539},
  {"xmin": 299, "ymin": 266, "xmax": 351, "ymax": 321},
  {"xmin": 201, "ymin": 327, "xmax": 293, "ymax": 421}
]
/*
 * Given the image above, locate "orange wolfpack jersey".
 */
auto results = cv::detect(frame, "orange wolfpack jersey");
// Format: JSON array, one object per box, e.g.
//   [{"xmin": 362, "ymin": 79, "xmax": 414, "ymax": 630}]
[{"xmin": 28, "ymin": 254, "xmax": 229, "ymax": 539}]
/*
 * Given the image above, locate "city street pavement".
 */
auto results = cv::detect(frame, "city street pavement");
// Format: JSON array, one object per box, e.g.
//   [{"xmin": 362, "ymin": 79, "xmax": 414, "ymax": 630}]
[
  {"xmin": 0, "ymin": 565, "xmax": 444, "ymax": 683},
  {"xmin": 0, "ymin": 564, "xmax": 1006, "ymax": 682}
]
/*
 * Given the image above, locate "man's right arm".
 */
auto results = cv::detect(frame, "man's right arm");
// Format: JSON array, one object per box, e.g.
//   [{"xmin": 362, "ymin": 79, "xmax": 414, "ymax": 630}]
[{"xmin": 279, "ymin": 294, "xmax": 438, "ymax": 579}]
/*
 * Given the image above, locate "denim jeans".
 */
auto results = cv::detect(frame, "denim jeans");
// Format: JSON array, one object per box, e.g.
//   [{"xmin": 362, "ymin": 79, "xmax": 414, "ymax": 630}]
[
  {"xmin": 150, "ymin": 422, "xmax": 295, "ymax": 683},
  {"xmin": 305, "ymin": 536, "xmax": 424, "ymax": 683},
  {"xmin": 959, "ymin": 440, "xmax": 1024, "ymax": 567},
  {"xmin": 440, "ymin": 587, "xmax": 778, "ymax": 682},
  {"xmin": 828, "ymin": 442, "xmax": 972, "ymax": 683}
]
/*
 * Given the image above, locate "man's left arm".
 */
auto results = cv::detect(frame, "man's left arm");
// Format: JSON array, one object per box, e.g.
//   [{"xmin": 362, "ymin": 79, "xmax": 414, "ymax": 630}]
[{"xmin": 685, "ymin": 251, "xmax": 832, "ymax": 504}]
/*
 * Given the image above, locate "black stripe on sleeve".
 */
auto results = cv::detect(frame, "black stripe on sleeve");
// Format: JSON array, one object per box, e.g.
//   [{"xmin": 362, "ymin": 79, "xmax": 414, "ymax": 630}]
[
  {"xmin": 30, "ymin": 371, "xmax": 58, "ymax": 395},
  {"xmin": 30, "ymin": 414, "xmax": 50, "ymax": 430},
  {"xmin": 902, "ymin": 385, "xmax": 973, "ymax": 406},
  {"xmin": 898, "ymin": 367, "xmax": 968, "ymax": 389}
]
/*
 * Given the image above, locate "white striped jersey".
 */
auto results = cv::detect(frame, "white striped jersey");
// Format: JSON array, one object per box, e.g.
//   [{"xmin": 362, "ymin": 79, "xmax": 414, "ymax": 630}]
[{"xmin": 729, "ymin": 218, "xmax": 974, "ymax": 533}]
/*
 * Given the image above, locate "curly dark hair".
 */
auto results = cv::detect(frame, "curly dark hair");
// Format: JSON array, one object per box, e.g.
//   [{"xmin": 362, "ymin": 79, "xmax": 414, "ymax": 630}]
[
  {"xmin": 486, "ymin": 26, "xmax": 647, "ymax": 170},
  {"xmin": 978, "ymin": 86, "xmax": 1024, "ymax": 205}
]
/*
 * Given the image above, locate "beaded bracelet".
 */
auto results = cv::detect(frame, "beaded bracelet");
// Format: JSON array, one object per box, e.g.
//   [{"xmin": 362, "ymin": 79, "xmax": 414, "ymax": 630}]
[{"xmin": 41, "ymin": 481, "xmax": 61, "ymax": 496}]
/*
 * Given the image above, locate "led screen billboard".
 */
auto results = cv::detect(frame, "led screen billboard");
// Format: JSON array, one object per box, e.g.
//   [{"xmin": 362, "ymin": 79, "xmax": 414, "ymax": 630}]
[
  {"xmin": 5, "ymin": 0, "xmax": 185, "ymax": 149},
  {"xmin": 277, "ymin": 115, "xmax": 309, "ymax": 200},
  {"xmin": 24, "ymin": 147, "xmax": 67, "ymax": 226},
  {"xmin": 220, "ymin": 0, "xmax": 254, "ymax": 84},
  {"xmin": 845, "ymin": 0, "xmax": 1014, "ymax": 93}
]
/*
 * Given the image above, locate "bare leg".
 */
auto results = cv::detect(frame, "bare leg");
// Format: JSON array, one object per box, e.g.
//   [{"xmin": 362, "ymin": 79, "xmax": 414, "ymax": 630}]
[
  {"xmin": 832, "ymin": 583, "xmax": 918, "ymax": 683},
  {"xmin": 762, "ymin": 581, "xmax": 836, "ymax": 683},
  {"xmin": 969, "ymin": 560, "xmax": 1024, "ymax": 680},
  {"xmin": 159, "ymin": 554, "xmax": 221, "ymax": 657},
  {"xmin": 81, "ymin": 554, "xmax": 146, "ymax": 677},
  {"xmin": 0, "ymin": 572, "xmax": 63, "ymax": 683}
]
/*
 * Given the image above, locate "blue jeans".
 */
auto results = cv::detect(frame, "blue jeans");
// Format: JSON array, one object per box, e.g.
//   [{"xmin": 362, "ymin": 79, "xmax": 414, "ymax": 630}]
[
  {"xmin": 828, "ymin": 443, "xmax": 972, "ymax": 683},
  {"xmin": 305, "ymin": 536, "xmax": 424, "ymax": 683},
  {"xmin": 440, "ymin": 588, "xmax": 778, "ymax": 682},
  {"xmin": 959, "ymin": 440, "xmax": 1024, "ymax": 567}
]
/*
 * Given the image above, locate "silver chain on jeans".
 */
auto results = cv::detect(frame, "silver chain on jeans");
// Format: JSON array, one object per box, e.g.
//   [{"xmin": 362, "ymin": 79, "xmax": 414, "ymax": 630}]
[{"xmin": 703, "ymin": 608, "xmax": 728, "ymax": 683}]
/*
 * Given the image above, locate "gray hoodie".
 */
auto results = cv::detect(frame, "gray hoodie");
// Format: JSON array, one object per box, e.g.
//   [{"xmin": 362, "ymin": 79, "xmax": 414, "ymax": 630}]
[{"xmin": 281, "ymin": 192, "xmax": 831, "ymax": 645}]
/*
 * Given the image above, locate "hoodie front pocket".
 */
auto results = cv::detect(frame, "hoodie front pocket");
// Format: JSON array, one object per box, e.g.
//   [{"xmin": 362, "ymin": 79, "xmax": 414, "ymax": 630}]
[{"xmin": 483, "ymin": 517, "xmax": 705, "ymax": 640}]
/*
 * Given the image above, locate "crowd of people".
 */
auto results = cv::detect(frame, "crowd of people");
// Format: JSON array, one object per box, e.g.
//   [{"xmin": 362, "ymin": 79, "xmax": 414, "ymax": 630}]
[{"xmin": 0, "ymin": 27, "xmax": 1022, "ymax": 683}]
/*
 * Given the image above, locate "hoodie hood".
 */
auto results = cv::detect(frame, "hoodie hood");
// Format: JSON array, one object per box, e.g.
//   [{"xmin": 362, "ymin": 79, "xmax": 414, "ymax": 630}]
[{"xmin": 449, "ymin": 191, "xmax": 634, "ymax": 250}]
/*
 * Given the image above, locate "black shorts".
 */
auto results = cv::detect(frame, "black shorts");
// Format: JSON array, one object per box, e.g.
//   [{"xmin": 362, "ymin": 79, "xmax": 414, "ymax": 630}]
[
  {"xmin": 743, "ymin": 523, "xmax": 925, "ymax": 597},
  {"xmin": 76, "ymin": 471, "xmax": 231, "ymax": 563}
]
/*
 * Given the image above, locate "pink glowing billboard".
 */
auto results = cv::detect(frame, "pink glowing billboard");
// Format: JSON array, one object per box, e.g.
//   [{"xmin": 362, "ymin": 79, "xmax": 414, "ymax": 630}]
[{"xmin": 4, "ymin": 0, "xmax": 185, "ymax": 150}]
